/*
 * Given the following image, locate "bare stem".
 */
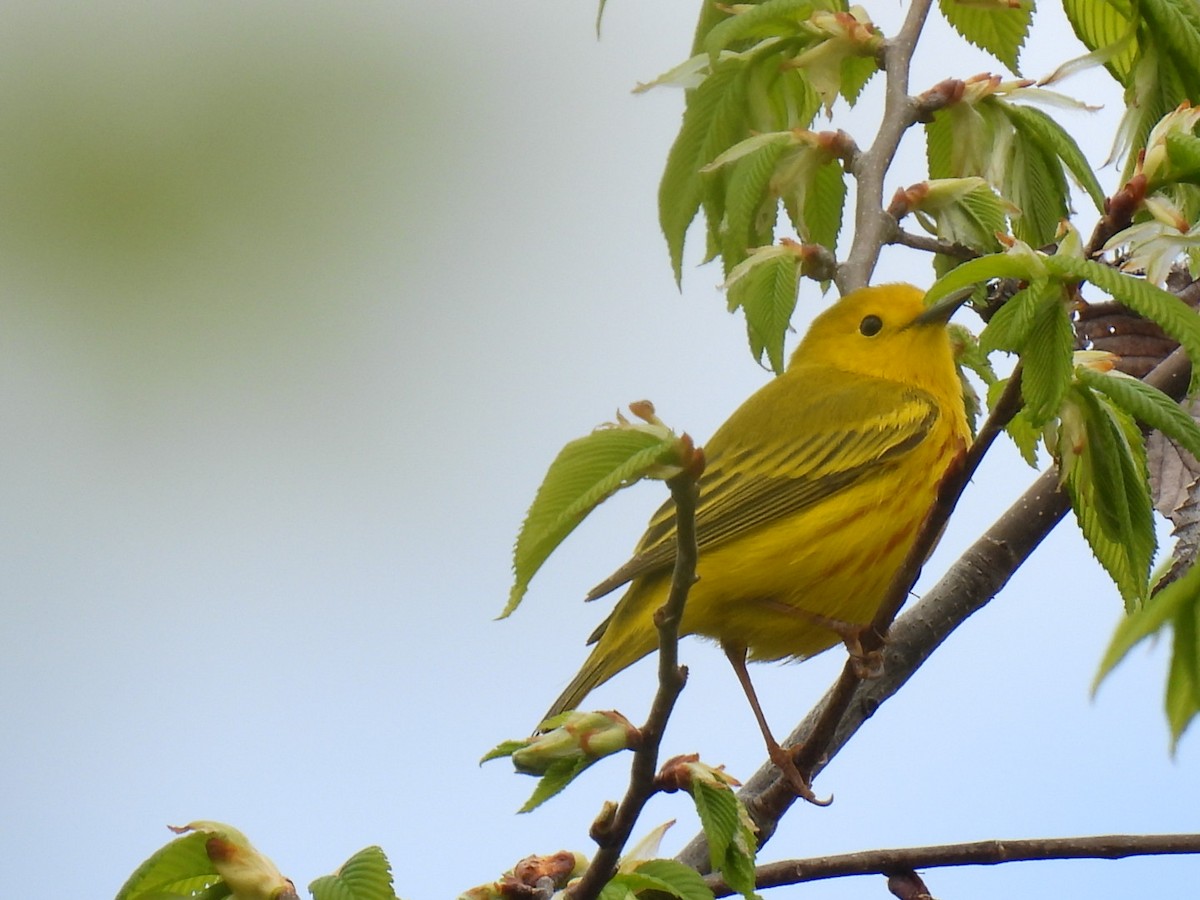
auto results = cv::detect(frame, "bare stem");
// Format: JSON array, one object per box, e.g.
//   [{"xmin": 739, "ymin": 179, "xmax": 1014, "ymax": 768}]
[
  {"xmin": 567, "ymin": 473, "xmax": 699, "ymax": 900},
  {"xmin": 705, "ymin": 833, "xmax": 1200, "ymax": 895},
  {"xmin": 837, "ymin": 0, "xmax": 935, "ymax": 293}
]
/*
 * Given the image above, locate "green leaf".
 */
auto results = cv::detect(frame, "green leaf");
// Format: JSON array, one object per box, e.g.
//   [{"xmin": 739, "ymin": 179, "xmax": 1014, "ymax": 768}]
[
  {"xmin": 1003, "ymin": 116, "xmax": 1069, "ymax": 246},
  {"xmin": 1077, "ymin": 366, "xmax": 1200, "ymax": 460},
  {"xmin": 691, "ymin": 780, "xmax": 758, "ymax": 899},
  {"xmin": 519, "ymin": 755, "xmax": 595, "ymax": 812},
  {"xmin": 1019, "ymin": 292, "xmax": 1075, "ymax": 425},
  {"xmin": 925, "ymin": 101, "xmax": 1004, "ymax": 181},
  {"xmin": 1002, "ymin": 103, "xmax": 1106, "ymax": 211},
  {"xmin": 1096, "ymin": 559, "xmax": 1200, "ymax": 688},
  {"xmin": 911, "ymin": 178, "xmax": 1008, "ymax": 263},
  {"xmin": 803, "ymin": 159, "xmax": 846, "ymax": 252},
  {"xmin": 979, "ymin": 284, "xmax": 1043, "ymax": 354},
  {"xmin": 1164, "ymin": 131, "xmax": 1200, "ymax": 185},
  {"xmin": 504, "ymin": 425, "xmax": 681, "ymax": 617},
  {"xmin": 1044, "ymin": 256, "xmax": 1200, "ymax": 389},
  {"xmin": 660, "ymin": 60, "xmax": 751, "ymax": 284},
  {"xmin": 309, "ymin": 847, "xmax": 398, "ymax": 900},
  {"xmin": 1142, "ymin": 0, "xmax": 1200, "ymax": 98},
  {"xmin": 703, "ymin": 0, "xmax": 815, "ymax": 60},
  {"xmin": 724, "ymin": 245, "xmax": 801, "ymax": 373},
  {"xmin": 716, "ymin": 135, "xmax": 791, "ymax": 271},
  {"xmin": 1005, "ymin": 406, "xmax": 1043, "ymax": 467},
  {"xmin": 1062, "ymin": 387, "xmax": 1155, "ymax": 608},
  {"xmin": 1061, "ymin": 0, "xmax": 1138, "ymax": 85},
  {"xmin": 1166, "ymin": 595, "xmax": 1200, "ymax": 748},
  {"xmin": 627, "ymin": 860, "xmax": 714, "ymax": 900},
  {"xmin": 925, "ymin": 249, "xmax": 1046, "ymax": 306},
  {"xmin": 116, "ymin": 833, "xmax": 224, "ymax": 900},
  {"xmin": 749, "ymin": 53, "xmax": 821, "ymax": 132},
  {"xmin": 837, "ymin": 53, "xmax": 879, "ymax": 107},
  {"xmin": 936, "ymin": 0, "xmax": 1033, "ymax": 73}
]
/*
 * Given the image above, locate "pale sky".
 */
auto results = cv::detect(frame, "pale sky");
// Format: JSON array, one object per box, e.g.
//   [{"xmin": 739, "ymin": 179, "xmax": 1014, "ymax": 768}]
[{"xmin": 1, "ymin": 3, "xmax": 1195, "ymax": 899}]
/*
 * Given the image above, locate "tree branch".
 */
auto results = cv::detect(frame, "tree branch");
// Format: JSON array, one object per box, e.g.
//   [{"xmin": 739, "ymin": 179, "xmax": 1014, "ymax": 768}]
[
  {"xmin": 837, "ymin": 0, "xmax": 934, "ymax": 293},
  {"xmin": 568, "ymin": 472, "xmax": 699, "ymax": 900},
  {"xmin": 705, "ymin": 833, "xmax": 1200, "ymax": 895},
  {"xmin": 890, "ymin": 228, "xmax": 979, "ymax": 260}
]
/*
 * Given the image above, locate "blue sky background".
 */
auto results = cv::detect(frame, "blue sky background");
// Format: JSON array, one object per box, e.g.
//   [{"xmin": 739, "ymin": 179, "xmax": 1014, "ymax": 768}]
[{"xmin": 1, "ymin": 3, "xmax": 1196, "ymax": 899}]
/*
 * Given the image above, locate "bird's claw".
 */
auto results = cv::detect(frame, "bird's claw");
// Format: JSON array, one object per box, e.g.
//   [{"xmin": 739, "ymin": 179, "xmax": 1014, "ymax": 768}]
[{"xmin": 771, "ymin": 745, "xmax": 832, "ymax": 806}]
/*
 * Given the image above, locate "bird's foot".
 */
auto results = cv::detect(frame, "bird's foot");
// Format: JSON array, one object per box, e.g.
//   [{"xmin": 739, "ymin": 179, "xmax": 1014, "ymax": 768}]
[{"xmin": 770, "ymin": 744, "xmax": 832, "ymax": 806}]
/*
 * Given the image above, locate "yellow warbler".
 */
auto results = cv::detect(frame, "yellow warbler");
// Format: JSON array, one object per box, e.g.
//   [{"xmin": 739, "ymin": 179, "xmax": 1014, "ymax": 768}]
[{"xmin": 543, "ymin": 283, "xmax": 970, "ymax": 784}]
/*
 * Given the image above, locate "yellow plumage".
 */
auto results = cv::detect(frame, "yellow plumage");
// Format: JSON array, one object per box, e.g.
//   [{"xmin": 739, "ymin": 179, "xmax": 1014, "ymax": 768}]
[{"xmin": 545, "ymin": 283, "xmax": 970, "ymax": 722}]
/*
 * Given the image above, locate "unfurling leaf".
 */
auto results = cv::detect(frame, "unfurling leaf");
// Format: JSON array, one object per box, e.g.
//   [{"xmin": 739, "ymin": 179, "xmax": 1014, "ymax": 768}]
[
  {"xmin": 118, "ymin": 822, "xmax": 298, "ymax": 900},
  {"xmin": 1056, "ymin": 386, "xmax": 1155, "ymax": 610},
  {"xmin": 504, "ymin": 409, "xmax": 691, "ymax": 617},
  {"xmin": 309, "ymin": 846, "xmax": 399, "ymax": 900},
  {"xmin": 1095, "ymin": 557, "xmax": 1200, "ymax": 750},
  {"xmin": 656, "ymin": 755, "xmax": 758, "ymax": 900},
  {"xmin": 460, "ymin": 851, "xmax": 587, "ymax": 900},
  {"xmin": 483, "ymin": 710, "xmax": 640, "ymax": 811},
  {"xmin": 722, "ymin": 241, "xmax": 805, "ymax": 373},
  {"xmin": 115, "ymin": 829, "xmax": 224, "ymax": 900},
  {"xmin": 936, "ymin": 0, "xmax": 1033, "ymax": 74}
]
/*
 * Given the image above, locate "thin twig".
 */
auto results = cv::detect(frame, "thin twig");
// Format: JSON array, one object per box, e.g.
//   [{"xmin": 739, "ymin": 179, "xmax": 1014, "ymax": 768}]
[
  {"xmin": 567, "ymin": 472, "xmax": 700, "ymax": 900},
  {"xmin": 705, "ymin": 833, "xmax": 1200, "ymax": 895},
  {"xmin": 890, "ymin": 228, "xmax": 979, "ymax": 260},
  {"xmin": 837, "ymin": 0, "xmax": 935, "ymax": 293}
]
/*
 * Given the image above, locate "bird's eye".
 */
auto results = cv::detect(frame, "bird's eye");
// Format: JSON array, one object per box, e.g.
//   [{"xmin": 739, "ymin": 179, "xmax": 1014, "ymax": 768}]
[{"xmin": 859, "ymin": 315, "xmax": 883, "ymax": 337}]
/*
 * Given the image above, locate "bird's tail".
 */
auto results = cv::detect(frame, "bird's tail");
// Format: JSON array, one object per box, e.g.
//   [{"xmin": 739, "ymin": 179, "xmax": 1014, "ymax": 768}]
[
  {"xmin": 539, "ymin": 648, "xmax": 613, "ymax": 727},
  {"xmin": 537, "ymin": 624, "xmax": 656, "ymax": 729}
]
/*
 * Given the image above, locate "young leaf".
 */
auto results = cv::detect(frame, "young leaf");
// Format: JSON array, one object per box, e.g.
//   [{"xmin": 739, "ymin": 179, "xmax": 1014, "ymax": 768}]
[
  {"xmin": 1077, "ymin": 366, "xmax": 1200, "ymax": 460},
  {"xmin": 979, "ymin": 284, "xmax": 1043, "ymax": 354},
  {"xmin": 802, "ymin": 158, "xmax": 846, "ymax": 252},
  {"xmin": 1019, "ymin": 292, "xmax": 1075, "ymax": 425},
  {"xmin": 1060, "ymin": 387, "xmax": 1155, "ymax": 609},
  {"xmin": 116, "ymin": 831, "xmax": 223, "ymax": 900},
  {"xmin": 1142, "ymin": 0, "xmax": 1200, "ymax": 99},
  {"xmin": 925, "ymin": 102, "xmax": 994, "ymax": 181},
  {"xmin": 1166, "ymin": 596, "xmax": 1200, "ymax": 748},
  {"xmin": 166, "ymin": 823, "xmax": 296, "ymax": 900},
  {"xmin": 1004, "ymin": 121, "xmax": 1070, "ymax": 247},
  {"xmin": 1164, "ymin": 130, "xmax": 1200, "ymax": 186},
  {"xmin": 1061, "ymin": 0, "xmax": 1138, "ymax": 86},
  {"xmin": 689, "ymin": 777, "xmax": 758, "ymax": 899},
  {"xmin": 936, "ymin": 0, "xmax": 1033, "ymax": 74},
  {"xmin": 1095, "ymin": 558, "xmax": 1200, "ymax": 689},
  {"xmin": 623, "ymin": 860, "xmax": 713, "ymax": 900},
  {"xmin": 504, "ymin": 417, "xmax": 683, "ymax": 617},
  {"xmin": 660, "ymin": 60, "xmax": 751, "ymax": 284},
  {"xmin": 484, "ymin": 710, "xmax": 639, "ymax": 811},
  {"xmin": 837, "ymin": 52, "xmax": 879, "ymax": 108},
  {"xmin": 702, "ymin": 0, "xmax": 815, "ymax": 61},
  {"xmin": 925, "ymin": 248, "xmax": 1047, "ymax": 306},
  {"xmin": 309, "ymin": 847, "xmax": 398, "ymax": 900},
  {"xmin": 714, "ymin": 135, "xmax": 791, "ymax": 272},
  {"xmin": 519, "ymin": 756, "xmax": 595, "ymax": 812},
  {"xmin": 1002, "ymin": 103, "xmax": 1106, "ymax": 211},
  {"xmin": 723, "ymin": 243, "xmax": 802, "ymax": 373}
]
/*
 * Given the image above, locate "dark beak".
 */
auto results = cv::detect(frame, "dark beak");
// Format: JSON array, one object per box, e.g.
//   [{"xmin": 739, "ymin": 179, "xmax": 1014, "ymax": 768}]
[{"xmin": 913, "ymin": 287, "xmax": 973, "ymax": 326}]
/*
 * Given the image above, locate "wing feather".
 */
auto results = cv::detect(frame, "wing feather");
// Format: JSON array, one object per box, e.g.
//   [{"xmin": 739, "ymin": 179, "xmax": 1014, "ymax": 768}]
[{"xmin": 586, "ymin": 371, "xmax": 941, "ymax": 600}]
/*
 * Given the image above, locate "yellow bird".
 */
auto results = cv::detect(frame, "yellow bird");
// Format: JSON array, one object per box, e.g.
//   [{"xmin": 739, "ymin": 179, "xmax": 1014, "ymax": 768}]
[{"xmin": 543, "ymin": 283, "xmax": 970, "ymax": 787}]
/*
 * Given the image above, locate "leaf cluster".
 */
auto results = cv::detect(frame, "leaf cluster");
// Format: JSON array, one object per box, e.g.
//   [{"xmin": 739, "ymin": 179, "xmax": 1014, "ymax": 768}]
[{"xmin": 116, "ymin": 823, "xmax": 399, "ymax": 900}]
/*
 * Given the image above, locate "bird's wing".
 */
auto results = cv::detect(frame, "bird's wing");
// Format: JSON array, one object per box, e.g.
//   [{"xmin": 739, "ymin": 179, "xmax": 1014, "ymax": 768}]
[{"xmin": 586, "ymin": 375, "xmax": 941, "ymax": 601}]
